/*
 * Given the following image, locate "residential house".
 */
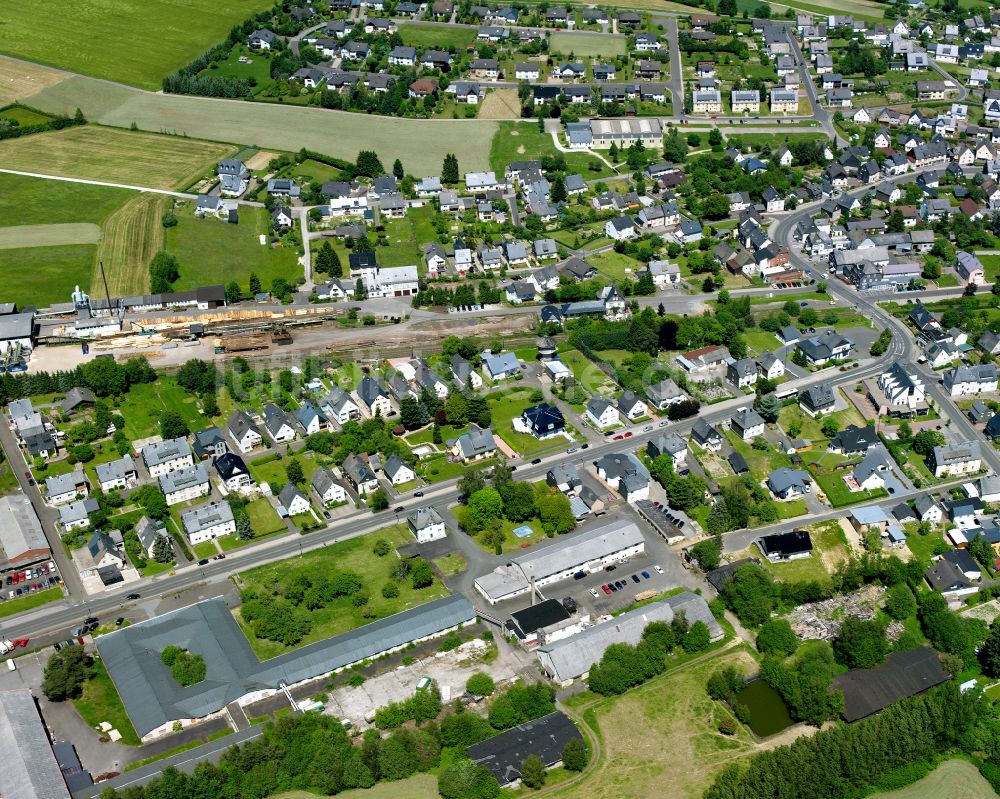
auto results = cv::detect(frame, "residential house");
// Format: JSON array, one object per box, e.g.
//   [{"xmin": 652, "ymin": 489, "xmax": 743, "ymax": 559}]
[
  {"xmin": 263, "ymin": 403, "xmax": 297, "ymax": 444},
  {"xmin": 408, "ymin": 507, "xmax": 447, "ymax": 543},
  {"xmin": 451, "ymin": 426, "xmax": 498, "ymax": 463},
  {"xmin": 227, "ymin": 410, "xmax": 263, "ymax": 453},
  {"xmin": 342, "ymin": 453, "xmax": 379, "ymax": 495},
  {"xmin": 159, "ymin": 463, "xmax": 210, "ymax": 506},
  {"xmin": 586, "ymin": 396, "xmax": 620, "ymax": 429},
  {"xmin": 141, "ymin": 437, "xmax": 194, "ymax": 478},
  {"xmin": 767, "ymin": 468, "xmax": 812, "ymax": 500},
  {"xmin": 594, "ymin": 452, "xmax": 650, "ymax": 503},
  {"xmin": 312, "ymin": 468, "xmax": 347, "ymax": 506},
  {"xmin": 95, "ymin": 456, "xmax": 137, "ymax": 493}
]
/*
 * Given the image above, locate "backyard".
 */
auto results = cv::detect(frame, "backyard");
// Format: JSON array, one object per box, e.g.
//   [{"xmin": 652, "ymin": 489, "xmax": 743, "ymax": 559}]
[
  {"xmin": 489, "ymin": 121, "xmax": 613, "ymax": 177},
  {"xmin": 117, "ymin": 379, "xmax": 208, "ymax": 441},
  {"xmin": 489, "ymin": 386, "xmax": 574, "ymax": 457},
  {"xmin": 762, "ymin": 520, "xmax": 850, "ymax": 582},
  {"xmin": 233, "ymin": 524, "xmax": 450, "ymax": 659}
]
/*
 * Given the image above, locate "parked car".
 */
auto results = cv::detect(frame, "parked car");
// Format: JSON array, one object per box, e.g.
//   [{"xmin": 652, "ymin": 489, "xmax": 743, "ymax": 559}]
[
  {"xmin": 531, "ymin": 458, "xmax": 542, "ymax": 464},
  {"xmin": 197, "ymin": 558, "xmax": 209, "ymax": 565},
  {"xmin": 414, "ymin": 491, "xmax": 424, "ymax": 497},
  {"xmin": 631, "ymin": 574, "xmax": 641, "ymax": 584},
  {"xmin": 126, "ymin": 593, "xmax": 141, "ymax": 600},
  {"xmin": 623, "ymin": 432, "xmax": 633, "ymax": 438},
  {"xmin": 573, "ymin": 570, "xmax": 586, "ymax": 580},
  {"xmin": 613, "ymin": 434, "xmax": 624, "ymax": 440},
  {"xmin": 641, "ymin": 570, "xmax": 651, "ymax": 579},
  {"xmin": 393, "ymin": 506, "xmax": 405, "ymax": 513},
  {"xmin": 654, "ymin": 565, "xmax": 664, "ymax": 574},
  {"xmin": 590, "ymin": 588, "xmax": 600, "ymax": 598},
  {"xmin": 601, "ymin": 584, "xmax": 612, "ymax": 594}
]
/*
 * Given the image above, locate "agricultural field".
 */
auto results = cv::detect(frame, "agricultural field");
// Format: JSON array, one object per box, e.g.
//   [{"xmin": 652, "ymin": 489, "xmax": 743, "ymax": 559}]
[
  {"xmin": 95, "ymin": 193, "xmax": 167, "ymax": 296},
  {"xmin": 560, "ymin": 648, "xmax": 776, "ymax": 799},
  {"xmin": 550, "ymin": 31, "xmax": 627, "ymax": 58},
  {"xmin": 477, "ymin": 88, "xmax": 522, "ymax": 120},
  {"xmin": 0, "ymin": 0, "xmax": 273, "ymax": 90},
  {"xmin": 869, "ymin": 760, "xmax": 998, "ymax": 799},
  {"xmin": 0, "ymin": 125, "xmax": 232, "ymax": 190},
  {"xmin": 26, "ymin": 77, "xmax": 499, "ymax": 175},
  {"xmin": 164, "ymin": 203, "xmax": 301, "ymax": 293},
  {"xmin": 0, "ymin": 172, "xmax": 133, "ymax": 307},
  {"xmin": 234, "ymin": 525, "xmax": 450, "ymax": 659},
  {"xmin": 0, "ymin": 56, "xmax": 66, "ymax": 105}
]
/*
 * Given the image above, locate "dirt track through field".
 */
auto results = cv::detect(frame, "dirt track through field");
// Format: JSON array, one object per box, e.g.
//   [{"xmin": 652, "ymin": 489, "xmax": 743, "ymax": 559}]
[
  {"xmin": 0, "ymin": 56, "xmax": 65, "ymax": 105},
  {"xmin": 94, "ymin": 193, "xmax": 166, "ymax": 296},
  {"xmin": 0, "ymin": 223, "xmax": 100, "ymax": 249}
]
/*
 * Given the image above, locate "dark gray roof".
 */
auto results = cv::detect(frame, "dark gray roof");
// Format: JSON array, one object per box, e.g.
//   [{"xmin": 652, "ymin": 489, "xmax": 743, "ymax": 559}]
[
  {"xmin": 0, "ymin": 688, "xmax": 71, "ymax": 798},
  {"xmin": 833, "ymin": 648, "xmax": 950, "ymax": 722},
  {"xmin": 95, "ymin": 595, "xmax": 475, "ymax": 736},
  {"xmin": 467, "ymin": 711, "xmax": 582, "ymax": 785}
]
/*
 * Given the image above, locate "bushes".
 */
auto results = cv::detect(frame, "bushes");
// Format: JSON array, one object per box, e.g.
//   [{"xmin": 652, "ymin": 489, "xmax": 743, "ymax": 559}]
[
  {"xmin": 588, "ymin": 621, "xmax": 679, "ymax": 696},
  {"xmin": 374, "ymin": 682, "xmax": 442, "ymax": 730},
  {"xmin": 756, "ymin": 618, "xmax": 798, "ymax": 657},
  {"xmin": 487, "ymin": 682, "xmax": 555, "ymax": 730},
  {"xmin": 705, "ymin": 684, "xmax": 979, "ymax": 799},
  {"xmin": 160, "ymin": 646, "xmax": 206, "ymax": 686},
  {"xmin": 42, "ymin": 646, "xmax": 92, "ymax": 701},
  {"xmin": 439, "ymin": 758, "xmax": 501, "ymax": 799},
  {"xmin": 466, "ymin": 672, "xmax": 496, "ymax": 697}
]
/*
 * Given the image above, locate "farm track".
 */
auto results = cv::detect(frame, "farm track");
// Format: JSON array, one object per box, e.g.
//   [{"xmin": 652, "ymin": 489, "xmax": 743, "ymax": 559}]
[{"xmin": 94, "ymin": 192, "xmax": 166, "ymax": 297}]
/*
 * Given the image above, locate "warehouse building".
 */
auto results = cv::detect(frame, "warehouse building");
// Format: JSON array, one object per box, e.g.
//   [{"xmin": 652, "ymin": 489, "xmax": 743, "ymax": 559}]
[
  {"xmin": 833, "ymin": 647, "xmax": 950, "ymax": 723},
  {"xmin": 467, "ymin": 711, "xmax": 582, "ymax": 787},
  {"xmin": 474, "ymin": 519, "xmax": 645, "ymax": 604},
  {"xmin": 0, "ymin": 688, "xmax": 71, "ymax": 798},
  {"xmin": 96, "ymin": 594, "xmax": 476, "ymax": 740},
  {"xmin": 0, "ymin": 494, "xmax": 51, "ymax": 571},
  {"xmin": 536, "ymin": 592, "xmax": 723, "ymax": 684}
]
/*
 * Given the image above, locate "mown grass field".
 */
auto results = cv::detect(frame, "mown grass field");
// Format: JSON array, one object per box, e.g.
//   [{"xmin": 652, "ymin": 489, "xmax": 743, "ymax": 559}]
[
  {"xmin": 550, "ymin": 31, "xmax": 626, "ymax": 58},
  {"xmin": 0, "ymin": 0, "xmax": 273, "ymax": 89},
  {"xmin": 27, "ymin": 77, "xmax": 499, "ymax": 175},
  {"xmin": 235, "ymin": 525, "xmax": 450, "ymax": 659},
  {"xmin": 0, "ymin": 125, "xmax": 232, "ymax": 189},
  {"xmin": 0, "ymin": 55, "xmax": 66, "ymax": 105},
  {"xmin": 869, "ymin": 760, "xmax": 998, "ymax": 799},
  {"xmin": 95, "ymin": 192, "xmax": 166, "ymax": 296},
  {"xmin": 0, "ymin": 223, "xmax": 100, "ymax": 249},
  {"xmin": 165, "ymin": 203, "xmax": 300, "ymax": 293},
  {"xmin": 118, "ymin": 379, "xmax": 207, "ymax": 440},
  {"xmin": 489, "ymin": 121, "xmax": 613, "ymax": 177},
  {"xmin": 73, "ymin": 659, "xmax": 141, "ymax": 746},
  {"xmin": 0, "ymin": 171, "xmax": 134, "ymax": 307},
  {"xmin": 397, "ymin": 23, "xmax": 477, "ymax": 50},
  {"xmin": 0, "ymin": 244, "xmax": 96, "ymax": 308}
]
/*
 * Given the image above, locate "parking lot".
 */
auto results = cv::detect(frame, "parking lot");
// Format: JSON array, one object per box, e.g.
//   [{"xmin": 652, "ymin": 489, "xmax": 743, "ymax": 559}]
[
  {"xmin": 0, "ymin": 560, "xmax": 62, "ymax": 601},
  {"xmin": 499, "ymin": 514, "xmax": 704, "ymax": 621}
]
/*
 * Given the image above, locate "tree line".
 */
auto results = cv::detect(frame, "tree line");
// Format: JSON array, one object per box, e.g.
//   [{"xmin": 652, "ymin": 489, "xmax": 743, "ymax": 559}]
[{"xmin": 704, "ymin": 684, "xmax": 980, "ymax": 799}]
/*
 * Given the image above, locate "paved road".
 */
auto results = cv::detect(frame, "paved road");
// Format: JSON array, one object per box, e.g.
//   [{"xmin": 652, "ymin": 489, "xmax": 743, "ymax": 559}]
[{"xmin": 664, "ymin": 17, "xmax": 683, "ymax": 112}]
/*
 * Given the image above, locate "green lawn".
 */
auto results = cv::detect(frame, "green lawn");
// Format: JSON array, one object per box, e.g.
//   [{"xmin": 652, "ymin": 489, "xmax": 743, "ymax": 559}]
[
  {"xmin": 397, "ymin": 23, "xmax": 477, "ymax": 49},
  {"xmin": 489, "ymin": 121, "xmax": 614, "ymax": 177},
  {"xmin": 724, "ymin": 429, "xmax": 791, "ymax": 476},
  {"xmin": 192, "ymin": 541, "xmax": 218, "ymax": 559},
  {"xmin": 589, "ymin": 249, "xmax": 643, "ymax": 282},
  {"xmin": 778, "ymin": 398, "xmax": 866, "ymax": 443},
  {"xmin": 808, "ymin": 462, "xmax": 889, "ymax": 507},
  {"xmin": 419, "ymin": 453, "xmax": 491, "ymax": 483},
  {"xmin": 0, "ymin": 586, "xmax": 61, "ymax": 618},
  {"xmin": 235, "ymin": 524, "xmax": 450, "ymax": 659},
  {"xmin": 165, "ymin": 204, "xmax": 301, "ymax": 294},
  {"xmin": 980, "ymin": 254, "xmax": 1000, "ymax": 282},
  {"xmin": 248, "ymin": 452, "xmax": 321, "ymax": 490},
  {"xmin": 202, "ymin": 46, "xmax": 275, "ymax": 96},
  {"xmin": 0, "ymin": 0, "xmax": 274, "ymax": 89},
  {"xmin": 74, "ymin": 659, "xmax": 141, "ymax": 745},
  {"xmin": 282, "ymin": 157, "xmax": 345, "ymax": 186},
  {"xmin": 0, "ymin": 243, "xmax": 97, "ymax": 309},
  {"xmin": 549, "ymin": 31, "xmax": 626, "ymax": 58},
  {"xmin": 117, "ymin": 379, "xmax": 207, "ymax": 441},
  {"xmin": 490, "ymin": 386, "xmax": 572, "ymax": 457},
  {"xmin": 434, "ymin": 552, "xmax": 467, "ymax": 575},
  {"xmin": 0, "ymin": 104, "xmax": 55, "ymax": 125}
]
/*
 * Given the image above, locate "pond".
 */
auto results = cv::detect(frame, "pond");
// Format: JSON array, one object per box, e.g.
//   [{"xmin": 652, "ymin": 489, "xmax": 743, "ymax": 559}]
[{"xmin": 734, "ymin": 679, "xmax": 794, "ymax": 738}]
